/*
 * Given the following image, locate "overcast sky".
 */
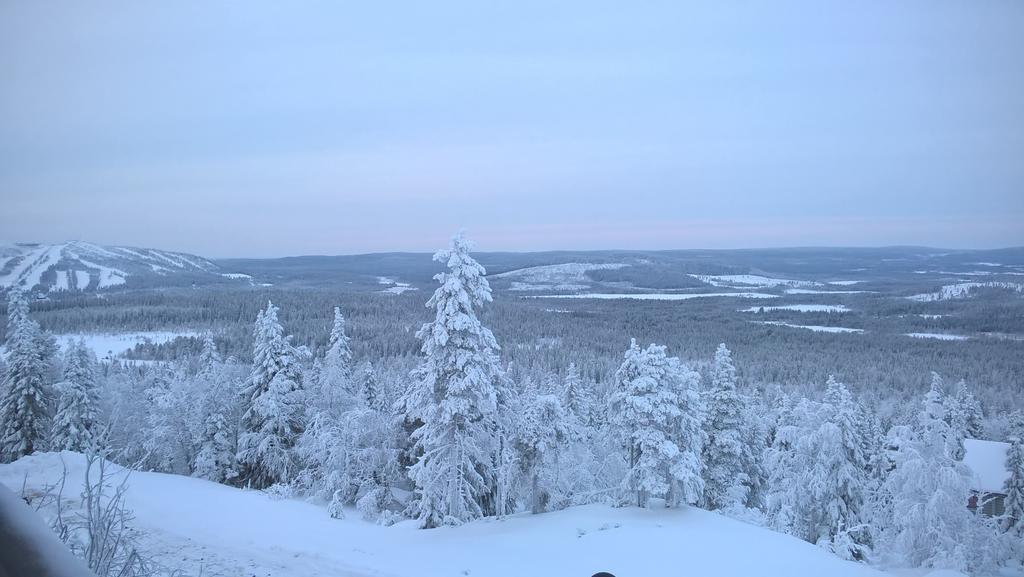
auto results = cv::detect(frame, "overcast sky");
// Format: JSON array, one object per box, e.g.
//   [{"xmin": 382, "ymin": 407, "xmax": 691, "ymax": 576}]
[{"xmin": 1, "ymin": 1, "xmax": 1022, "ymax": 257}]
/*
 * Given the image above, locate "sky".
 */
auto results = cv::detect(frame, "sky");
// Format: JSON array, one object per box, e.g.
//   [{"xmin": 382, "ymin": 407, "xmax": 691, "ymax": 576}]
[{"xmin": 1, "ymin": 1, "xmax": 1022, "ymax": 258}]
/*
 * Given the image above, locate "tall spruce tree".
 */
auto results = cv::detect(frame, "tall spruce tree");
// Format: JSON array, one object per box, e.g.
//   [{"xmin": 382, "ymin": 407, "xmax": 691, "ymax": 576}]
[
  {"xmin": 50, "ymin": 340, "xmax": 100, "ymax": 452},
  {"xmin": 236, "ymin": 301, "xmax": 306, "ymax": 488},
  {"xmin": 701, "ymin": 343, "xmax": 752, "ymax": 510},
  {"xmin": 316, "ymin": 307, "xmax": 355, "ymax": 413},
  {"xmin": 944, "ymin": 379, "xmax": 983, "ymax": 459},
  {"xmin": 0, "ymin": 288, "xmax": 54, "ymax": 462},
  {"xmin": 1004, "ymin": 436, "xmax": 1024, "ymax": 536},
  {"xmin": 399, "ymin": 233, "xmax": 504, "ymax": 528}
]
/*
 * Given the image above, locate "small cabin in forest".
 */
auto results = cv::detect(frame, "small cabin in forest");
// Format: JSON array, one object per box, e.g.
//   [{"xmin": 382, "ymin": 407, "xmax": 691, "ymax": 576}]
[{"xmin": 962, "ymin": 438, "xmax": 1010, "ymax": 517}]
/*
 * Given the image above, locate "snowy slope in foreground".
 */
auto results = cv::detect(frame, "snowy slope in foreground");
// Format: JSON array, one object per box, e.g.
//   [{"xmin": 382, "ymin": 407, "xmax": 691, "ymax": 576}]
[{"xmin": 0, "ymin": 453, "xmax": 885, "ymax": 577}]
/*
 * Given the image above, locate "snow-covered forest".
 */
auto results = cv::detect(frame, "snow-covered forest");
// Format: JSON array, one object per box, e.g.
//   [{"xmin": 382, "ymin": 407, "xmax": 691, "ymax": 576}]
[{"xmin": 2, "ymin": 234, "xmax": 1022, "ymax": 577}]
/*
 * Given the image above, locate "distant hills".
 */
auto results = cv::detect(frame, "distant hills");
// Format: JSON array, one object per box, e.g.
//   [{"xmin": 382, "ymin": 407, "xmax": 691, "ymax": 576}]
[
  {"xmin": 0, "ymin": 241, "xmax": 219, "ymax": 292},
  {"xmin": 3, "ymin": 241, "xmax": 1024, "ymax": 294}
]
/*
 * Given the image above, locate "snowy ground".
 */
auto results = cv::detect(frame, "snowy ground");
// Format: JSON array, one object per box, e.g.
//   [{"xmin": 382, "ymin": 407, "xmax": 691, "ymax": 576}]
[
  {"xmin": 492, "ymin": 262, "xmax": 630, "ymax": 291},
  {"xmin": 1, "ymin": 452, "xmax": 888, "ymax": 577},
  {"xmin": 54, "ymin": 331, "xmax": 197, "ymax": 360},
  {"xmin": 785, "ymin": 288, "xmax": 874, "ymax": 295},
  {"xmin": 756, "ymin": 321, "xmax": 865, "ymax": 334},
  {"xmin": 904, "ymin": 333, "xmax": 971, "ymax": 341},
  {"xmin": 907, "ymin": 282, "xmax": 1024, "ymax": 302},
  {"xmin": 529, "ymin": 292, "xmax": 779, "ymax": 301},
  {"xmin": 378, "ymin": 276, "xmax": 417, "ymax": 294},
  {"xmin": 740, "ymin": 304, "xmax": 850, "ymax": 313},
  {"xmin": 690, "ymin": 274, "xmax": 821, "ymax": 289}
]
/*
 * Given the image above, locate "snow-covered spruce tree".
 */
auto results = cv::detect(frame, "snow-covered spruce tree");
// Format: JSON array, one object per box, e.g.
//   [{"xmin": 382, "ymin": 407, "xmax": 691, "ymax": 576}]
[
  {"xmin": 561, "ymin": 362, "xmax": 591, "ymax": 423},
  {"xmin": 141, "ymin": 363, "xmax": 195, "ymax": 473},
  {"xmin": 879, "ymin": 379, "xmax": 978, "ymax": 572},
  {"xmin": 50, "ymin": 339, "xmax": 100, "ymax": 452},
  {"xmin": 314, "ymin": 307, "xmax": 356, "ymax": 415},
  {"xmin": 198, "ymin": 333, "xmax": 222, "ymax": 371},
  {"xmin": 815, "ymin": 377, "xmax": 872, "ymax": 559},
  {"xmin": 516, "ymin": 388, "xmax": 576, "ymax": 513},
  {"xmin": 0, "ymin": 288, "xmax": 55, "ymax": 462},
  {"xmin": 944, "ymin": 379, "xmax": 983, "ymax": 459},
  {"xmin": 611, "ymin": 339, "xmax": 706, "ymax": 508},
  {"xmin": 701, "ymin": 343, "xmax": 758, "ymax": 511},
  {"xmin": 193, "ymin": 411, "xmax": 236, "ymax": 482},
  {"xmin": 765, "ymin": 378, "xmax": 872, "ymax": 558},
  {"xmin": 359, "ymin": 361, "xmax": 383, "ymax": 410},
  {"xmin": 236, "ymin": 301, "xmax": 306, "ymax": 489},
  {"xmin": 398, "ymin": 233, "xmax": 504, "ymax": 528},
  {"xmin": 1004, "ymin": 436, "xmax": 1024, "ymax": 537},
  {"xmin": 190, "ymin": 337, "xmax": 241, "ymax": 482}
]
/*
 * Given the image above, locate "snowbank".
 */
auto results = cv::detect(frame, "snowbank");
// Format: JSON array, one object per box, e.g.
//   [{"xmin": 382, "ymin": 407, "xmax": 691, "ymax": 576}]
[{"xmin": 0, "ymin": 452, "xmax": 886, "ymax": 577}]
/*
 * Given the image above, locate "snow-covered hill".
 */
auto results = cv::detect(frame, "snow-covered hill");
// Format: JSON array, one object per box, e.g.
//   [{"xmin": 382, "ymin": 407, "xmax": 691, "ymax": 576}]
[
  {"xmin": 0, "ymin": 452, "xmax": 887, "ymax": 577},
  {"xmin": 491, "ymin": 262, "xmax": 630, "ymax": 291},
  {"xmin": 0, "ymin": 241, "xmax": 218, "ymax": 291},
  {"xmin": 907, "ymin": 281, "xmax": 1024, "ymax": 302}
]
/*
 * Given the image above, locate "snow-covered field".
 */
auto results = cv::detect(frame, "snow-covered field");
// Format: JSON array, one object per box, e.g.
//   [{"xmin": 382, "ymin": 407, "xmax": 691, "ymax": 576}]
[
  {"xmin": 0, "ymin": 452, "xmax": 887, "ymax": 577},
  {"xmin": 54, "ymin": 331, "xmax": 197, "ymax": 359},
  {"xmin": 741, "ymin": 304, "xmax": 850, "ymax": 313},
  {"xmin": 905, "ymin": 333, "xmax": 971, "ymax": 341},
  {"xmin": 529, "ymin": 292, "xmax": 779, "ymax": 301},
  {"xmin": 907, "ymin": 282, "xmax": 1024, "ymax": 302},
  {"xmin": 756, "ymin": 321, "xmax": 865, "ymax": 334},
  {"xmin": 378, "ymin": 276, "xmax": 418, "ymax": 294},
  {"xmin": 691, "ymin": 274, "xmax": 821, "ymax": 289},
  {"xmin": 785, "ymin": 288, "xmax": 873, "ymax": 295}
]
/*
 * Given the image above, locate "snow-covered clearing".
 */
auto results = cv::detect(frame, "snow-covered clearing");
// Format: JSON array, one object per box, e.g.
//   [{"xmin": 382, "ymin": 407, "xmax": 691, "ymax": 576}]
[
  {"xmin": 529, "ymin": 292, "xmax": 779, "ymax": 301},
  {"xmin": 782, "ymin": 286, "xmax": 872, "ymax": 293},
  {"xmin": 221, "ymin": 272, "xmax": 252, "ymax": 279},
  {"xmin": 756, "ymin": 321, "xmax": 864, "ymax": 334},
  {"xmin": 828, "ymin": 280, "xmax": 863, "ymax": 286},
  {"xmin": 54, "ymin": 331, "xmax": 198, "ymax": 359},
  {"xmin": 691, "ymin": 274, "xmax": 820, "ymax": 289},
  {"xmin": 905, "ymin": 333, "xmax": 971, "ymax": 341},
  {"xmin": 493, "ymin": 262, "xmax": 629, "ymax": 291},
  {"xmin": 741, "ymin": 304, "xmax": 850, "ymax": 313},
  {"xmin": 0, "ymin": 452, "xmax": 886, "ymax": 577},
  {"xmin": 378, "ymin": 276, "xmax": 417, "ymax": 294},
  {"xmin": 907, "ymin": 282, "xmax": 1024, "ymax": 302}
]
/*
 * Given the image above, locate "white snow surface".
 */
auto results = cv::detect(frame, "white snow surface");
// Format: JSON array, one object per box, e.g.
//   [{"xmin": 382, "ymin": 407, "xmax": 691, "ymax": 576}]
[
  {"xmin": 785, "ymin": 288, "xmax": 873, "ymax": 295},
  {"xmin": 378, "ymin": 276, "xmax": 417, "ymax": 294},
  {"xmin": 0, "ymin": 241, "xmax": 217, "ymax": 290},
  {"xmin": 741, "ymin": 304, "xmax": 850, "ymax": 313},
  {"xmin": 962, "ymin": 439, "xmax": 1011, "ymax": 494},
  {"xmin": 220, "ymin": 273, "xmax": 252, "ymax": 279},
  {"xmin": 904, "ymin": 333, "xmax": 971, "ymax": 341},
  {"xmin": 529, "ymin": 292, "xmax": 779, "ymax": 301},
  {"xmin": 757, "ymin": 321, "xmax": 864, "ymax": 333},
  {"xmin": 493, "ymin": 262, "xmax": 629, "ymax": 291},
  {"xmin": 828, "ymin": 281, "xmax": 863, "ymax": 286},
  {"xmin": 691, "ymin": 274, "xmax": 821, "ymax": 288},
  {"xmin": 907, "ymin": 282, "xmax": 1024, "ymax": 302},
  {"xmin": 0, "ymin": 452, "xmax": 886, "ymax": 577},
  {"xmin": 54, "ymin": 331, "xmax": 197, "ymax": 359}
]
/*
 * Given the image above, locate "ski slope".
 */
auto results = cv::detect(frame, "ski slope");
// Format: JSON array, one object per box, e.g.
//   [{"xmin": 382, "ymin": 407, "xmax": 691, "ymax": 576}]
[
  {"xmin": 0, "ymin": 241, "xmax": 217, "ymax": 291},
  {"xmin": 0, "ymin": 452, "xmax": 887, "ymax": 577}
]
